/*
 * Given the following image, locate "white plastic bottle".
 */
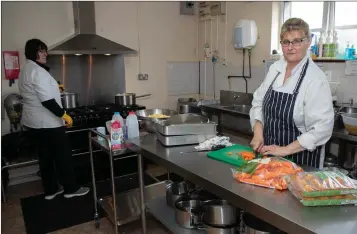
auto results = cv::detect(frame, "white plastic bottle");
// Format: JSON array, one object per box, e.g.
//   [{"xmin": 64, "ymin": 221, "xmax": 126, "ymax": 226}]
[
  {"xmin": 110, "ymin": 120, "xmax": 123, "ymax": 150},
  {"xmin": 113, "ymin": 112, "xmax": 125, "ymax": 138},
  {"xmin": 126, "ymin": 111, "xmax": 140, "ymax": 139}
]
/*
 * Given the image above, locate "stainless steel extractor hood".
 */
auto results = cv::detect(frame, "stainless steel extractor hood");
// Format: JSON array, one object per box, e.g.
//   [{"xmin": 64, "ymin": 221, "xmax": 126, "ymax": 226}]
[{"xmin": 48, "ymin": 1, "xmax": 136, "ymax": 55}]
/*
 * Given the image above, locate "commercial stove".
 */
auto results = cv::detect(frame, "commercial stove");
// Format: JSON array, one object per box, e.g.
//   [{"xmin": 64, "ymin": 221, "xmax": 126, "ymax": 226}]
[
  {"xmin": 64, "ymin": 103, "xmax": 146, "ymax": 185},
  {"xmin": 65, "ymin": 103, "xmax": 146, "ymax": 130}
]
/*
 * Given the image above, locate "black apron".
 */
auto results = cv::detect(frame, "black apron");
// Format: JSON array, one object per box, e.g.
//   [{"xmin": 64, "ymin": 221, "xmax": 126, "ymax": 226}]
[{"xmin": 262, "ymin": 60, "xmax": 322, "ymax": 168}]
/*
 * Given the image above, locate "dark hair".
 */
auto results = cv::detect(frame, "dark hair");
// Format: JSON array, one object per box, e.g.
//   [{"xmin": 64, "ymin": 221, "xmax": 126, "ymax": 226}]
[{"xmin": 24, "ymin": 39, "xmax": 48, "ymax": 61}]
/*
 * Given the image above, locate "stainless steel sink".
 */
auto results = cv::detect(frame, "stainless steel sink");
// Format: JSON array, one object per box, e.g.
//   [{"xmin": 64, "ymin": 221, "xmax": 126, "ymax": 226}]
[
  {"xmin": 221, "ymin": 104, "xmax": 252, "ymax": 114},
  {"xmin": 339, "ymin": 106, "xmax": 357, "ymax": 114}
]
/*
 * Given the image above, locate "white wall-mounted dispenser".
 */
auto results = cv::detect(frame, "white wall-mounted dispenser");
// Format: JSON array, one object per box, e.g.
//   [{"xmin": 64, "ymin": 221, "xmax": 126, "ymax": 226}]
[{"xmin": 233, "ymin": 19, "xmax": 258, "ymax": 49}]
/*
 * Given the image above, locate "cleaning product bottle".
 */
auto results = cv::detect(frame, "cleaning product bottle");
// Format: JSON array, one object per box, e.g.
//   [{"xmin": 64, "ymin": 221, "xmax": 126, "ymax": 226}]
[
  {"xmin": 318, "ymin": 31, "xmax": 325, "ymax": 58},
  {"xmin": 110, "ymin": 119, "xmax": 124, "ymax": 150},
  {"xmin": 113, "ymin": 112, "xmax": 125, "ymax": 139},
  {"xmin": 126, "ymin": 111, "xmax": 140, "ymax": 139},
  {"xmin": 350, "ymin": 45, "xmax": 356, "ymax": 60},
  {"xmin": 345, "ymin": 42, "xmax": 351, "ymax": 60},
  {"xmin": 332, "ymin": 30, "xmax": 339, "ymax": 58},
  {"xmin": 323, "ymin": 30, "xmax": 332, "ymax": 57}
]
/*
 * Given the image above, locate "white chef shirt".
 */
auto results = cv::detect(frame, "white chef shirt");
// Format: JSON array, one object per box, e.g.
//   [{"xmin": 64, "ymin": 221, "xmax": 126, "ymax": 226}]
[
  {"xmin": 18, "ymin": 60, "xmax": 64, "ymax": 129},
  {"xmin": 249, "ymin": 54, "xmax": 334, "ymax": 153}
]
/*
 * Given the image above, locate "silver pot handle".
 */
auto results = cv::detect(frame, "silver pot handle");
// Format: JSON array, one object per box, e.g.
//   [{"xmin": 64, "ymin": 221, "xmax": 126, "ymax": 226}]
[{"xmin": 136, "ymin": 94, "xmax": 151, "ymax": 98}]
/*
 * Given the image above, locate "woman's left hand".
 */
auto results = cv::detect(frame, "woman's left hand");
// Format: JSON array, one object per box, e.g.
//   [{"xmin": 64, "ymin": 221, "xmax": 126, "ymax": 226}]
[{"xmin": 260, "ymin": 145, "xmax": 290, "ymax": 157}]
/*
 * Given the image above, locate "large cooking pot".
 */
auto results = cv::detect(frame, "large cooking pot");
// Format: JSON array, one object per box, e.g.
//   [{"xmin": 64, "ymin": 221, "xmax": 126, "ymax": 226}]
[
  {"xmin": 61, "ymin": 92, "xmax": 79, "ymax": 109},
  {"xmin": 175, "ymin": 199, "xmax": 205, "ymax": 229},
  {"xmin": 203, "ymin": 199, "xmax": 237, "ymax": 227},
  {"xmin": 115, "ymin": 93, "xmax": 151, "ymax": 106},
  {"xmin": 166, "ymin": 181, "xmax": 195, "ymax": 208}
]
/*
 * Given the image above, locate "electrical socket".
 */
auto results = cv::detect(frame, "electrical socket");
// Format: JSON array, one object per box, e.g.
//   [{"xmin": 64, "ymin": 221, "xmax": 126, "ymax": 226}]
[{"xmin": 138, "ymin": 74, "xmax": 148, "ymax": 80}]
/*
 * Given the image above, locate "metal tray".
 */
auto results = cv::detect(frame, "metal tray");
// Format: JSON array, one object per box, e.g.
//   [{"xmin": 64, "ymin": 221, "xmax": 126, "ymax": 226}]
[
  {"xmin": 156, "ymin": 132, "xmax": 216, "ymax": 146},
  {"xmin": 155, "ymin": 122, "xmax": 217, "ymax": 136}
]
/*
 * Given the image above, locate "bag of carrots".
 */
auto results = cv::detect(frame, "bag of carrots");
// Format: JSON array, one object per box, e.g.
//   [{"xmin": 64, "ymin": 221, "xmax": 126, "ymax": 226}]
[
  {"xmin": 285, "ymin": 171, "xmax": 357, "ymax": 197},
  {"xmin": 232, "ymin": 157, "xmax": 303, "ymax": 190},
  {"xmin": 289, "ymin": 188, "xmax": 357, "ymax": 206}
]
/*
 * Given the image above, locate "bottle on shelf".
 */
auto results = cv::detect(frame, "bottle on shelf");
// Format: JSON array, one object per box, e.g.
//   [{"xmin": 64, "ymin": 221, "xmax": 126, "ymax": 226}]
[
  {"xmin": 323, "ymin": 30, "xmax": 332, "ymax": 57},
  {"xmin": 112, "ymin": 112, "xmax": 126, "ymax": 139},
  {"xmin": 110, "ymin": 118, "xmax": 124, "ymax": 150},
  {"xmin": 345, "ymin": 42, "xmax": 351, "ymax": 60},
  {"xmin": 350, "ymin": 45, "xmax": 356, "ymax": 60},
  {"xmin": 126, "ymin": 111, "xmax": 140, "ymax": 139},
  {"xmin": 331, "ymin": 30, "xmax": 339, "ymax": 58},
  {"xmin": 318, "ymin": 31, "xmax": 326, "ymax": 58}
]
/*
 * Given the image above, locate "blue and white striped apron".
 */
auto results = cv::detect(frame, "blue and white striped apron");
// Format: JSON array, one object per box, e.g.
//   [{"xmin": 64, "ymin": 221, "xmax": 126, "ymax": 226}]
[{"xmin": 262, "ymin": 60, "xmax": 322, "ymax": 168}]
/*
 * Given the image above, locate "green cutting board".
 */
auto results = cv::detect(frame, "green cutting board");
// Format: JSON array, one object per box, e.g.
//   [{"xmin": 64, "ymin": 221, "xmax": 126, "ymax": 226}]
[{"xmin": 207, "ymin": 144, "xmax": 260, "ymax": 167}]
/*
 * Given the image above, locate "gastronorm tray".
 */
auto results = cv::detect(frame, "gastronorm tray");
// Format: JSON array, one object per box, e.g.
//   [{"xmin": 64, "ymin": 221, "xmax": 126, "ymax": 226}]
[
  {"xmin": 156, "ymin": 131, "xmax": 216, "ymax": 146},
  {"xmin": 154, "ymin": 122, "xmax": 217, "ymax": 136}
]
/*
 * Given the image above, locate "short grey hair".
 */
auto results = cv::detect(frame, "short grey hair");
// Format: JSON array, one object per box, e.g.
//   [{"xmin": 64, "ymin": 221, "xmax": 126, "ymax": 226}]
[{"xmin": 280, "ymin": 18, "xmax": 311, "ymax": 40}]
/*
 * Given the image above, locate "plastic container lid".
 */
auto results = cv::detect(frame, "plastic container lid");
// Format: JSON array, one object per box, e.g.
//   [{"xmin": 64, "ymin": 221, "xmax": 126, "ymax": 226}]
[
  {"xmin": 129, "ymin": 111, "xmax": 135, "ymax": 115},
  {"xmin": 114, "ymin": 112, "xmax": 121, "ymax": 115}
]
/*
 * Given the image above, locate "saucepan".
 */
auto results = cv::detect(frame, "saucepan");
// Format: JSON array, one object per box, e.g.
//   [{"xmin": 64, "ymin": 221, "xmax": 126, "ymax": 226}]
[{"xmin": 115, "ymin": 93, "xmax": 151, "ymax": 106}]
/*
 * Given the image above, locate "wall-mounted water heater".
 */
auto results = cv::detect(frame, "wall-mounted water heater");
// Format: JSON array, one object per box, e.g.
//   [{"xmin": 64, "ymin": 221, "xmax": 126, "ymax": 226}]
[{"xmin": 233, "ymin": 19, "xmax": 258, "ymax": 49}]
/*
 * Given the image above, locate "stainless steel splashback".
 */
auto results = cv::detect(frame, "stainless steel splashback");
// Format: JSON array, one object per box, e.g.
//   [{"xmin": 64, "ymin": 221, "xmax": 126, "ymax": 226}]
[{"xmin": 47, "ymin": 55, "xmax": 126, "ymax": 106}]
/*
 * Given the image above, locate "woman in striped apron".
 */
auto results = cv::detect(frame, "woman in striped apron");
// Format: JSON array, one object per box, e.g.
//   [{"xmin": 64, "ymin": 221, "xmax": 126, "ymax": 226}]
[{"xmin": 249, "ymin": 18, "xmax": 334, "ymax": 168}]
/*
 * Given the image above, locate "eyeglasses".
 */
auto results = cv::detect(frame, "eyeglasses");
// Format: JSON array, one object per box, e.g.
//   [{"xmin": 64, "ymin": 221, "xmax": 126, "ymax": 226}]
[{"xmin": 280, "ymin": 38, "xmax": 307, "ymax": 47}]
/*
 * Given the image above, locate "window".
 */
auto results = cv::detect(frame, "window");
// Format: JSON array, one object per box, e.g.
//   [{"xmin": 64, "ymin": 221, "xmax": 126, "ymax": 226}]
[
  {"xmin": 335, "ymin": 2, "xmax": 357, "ymax": 27},
  {"xmin": 283, "ymin": 1, "xmax": 357, "ymax": 53},
  {"xmin": 335, "ymin": 2, "xmax": 357, "ymax": 48},
  {"xmin": 290, "ymin": 2, "xmax": 324, "ymax": 31}
]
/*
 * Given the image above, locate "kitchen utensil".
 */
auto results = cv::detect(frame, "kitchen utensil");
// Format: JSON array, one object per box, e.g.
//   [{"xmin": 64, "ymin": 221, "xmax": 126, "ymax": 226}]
[
  {"xmin": 166, "ymin": 181, "xmax": 195, "ymax": 208},
  {"xmin": 243, "ymin": 212, "xmax": 284, "ymax": 234},
  {"xmin": 181, "ymin": 145, "xmax": 226, "ymax": 154},
  {"xmin": 205, "ymin": 224, "xmax": 237, "ymax": 234},
  {"xmin": 4, "ymin": 93, "xmax": 23, "ymax": 132},
  {"xmin": 177, "ymin": 98, "xmax": 198, "ymax": 114},
  {"xmin": 166, "ymin": 113, "xmax": 209, "ymax": 125},
  {"xmin": 115, "ymin": 93, "xmax": 151, "ymax": 106},
  {"xmin": 135, "ymin": 109, "xmax": 178, "ymax": 133},
  {"xmin": 155, "ymin": 118, "xmax": 217, "ymax": 136},
  {"xmin": 207, "ymin": 144, "xmax": 261, "ymax": 167},
  {"xmin": 61, "ymin": 92, "xmax": 79, "ymax": 109},
  {"xmin": 175, "ymin": 199, "xmax": 205, "ymax": 229},
  {"xmin": 341, "ymin": 113, "xmax": 357, "ymax": 135},
  {"xmin": 156, "ymin": 131, "xmax": 216, "ymax": 146},
  {"xmin": 203, "ymin": 199, "xmax": 237, "ymax": 227}
]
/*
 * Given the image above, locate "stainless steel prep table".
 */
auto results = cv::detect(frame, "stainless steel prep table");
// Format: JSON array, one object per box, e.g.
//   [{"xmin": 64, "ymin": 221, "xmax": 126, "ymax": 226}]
[
  {"xmin": 128, "ymin": 134, "xmax": 357, "ymax": 234},
  {"xmin": 88, "ymin": 130, "xmax": 165, "ymax": 234}
]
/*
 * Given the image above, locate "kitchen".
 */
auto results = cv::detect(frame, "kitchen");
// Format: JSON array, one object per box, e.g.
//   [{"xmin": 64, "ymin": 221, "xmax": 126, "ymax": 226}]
[{"xmin": 2, "ymin": 1, "xmax": 357, "ymax": 234}]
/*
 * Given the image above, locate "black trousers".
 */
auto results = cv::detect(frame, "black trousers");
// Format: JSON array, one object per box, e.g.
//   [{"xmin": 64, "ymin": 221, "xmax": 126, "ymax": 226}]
[{"xmin": 27, "ymin": 126, "xmax": 79, "ymax": 195}]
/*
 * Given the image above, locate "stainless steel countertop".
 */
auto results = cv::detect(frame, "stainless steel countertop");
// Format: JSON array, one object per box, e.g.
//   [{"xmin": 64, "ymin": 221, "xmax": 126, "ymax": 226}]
[
  {"xmin": 332, "ymin": 128, "xmax": 357, "ymax": 143},
  {"xmin": 128, "ymin": 134, "xmax": 357, "ymax": 234},
  {"xmin": 201, "ymin": 103, "xmax": 250, "ymax": 116},
  {"xmin": 202, "ymin": 104, "xmax": 357, "ymax": 143}
]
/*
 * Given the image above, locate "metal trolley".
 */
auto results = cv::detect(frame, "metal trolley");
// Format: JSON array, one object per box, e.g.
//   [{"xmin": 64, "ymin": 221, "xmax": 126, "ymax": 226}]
[{"xmin": 88, "ymin": 129, "xmax": 166, "ymax": 234}]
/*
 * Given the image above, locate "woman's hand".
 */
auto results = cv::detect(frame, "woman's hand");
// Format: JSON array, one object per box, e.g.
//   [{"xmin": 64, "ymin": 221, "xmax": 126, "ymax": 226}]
[
  {"xmin": 250, "ymin": 121, "xmax": 264, "ymax": 152},
  {"xmin": 260, "ymin": 145, "xmax": 289, "ymax": 157},
  {"xmin": 62, "ymin": 112, "xmax": 73, "ymax": 128},
  {"xmin": 250, "ymin": 134, "xmax": 264, "ymax": 153}
]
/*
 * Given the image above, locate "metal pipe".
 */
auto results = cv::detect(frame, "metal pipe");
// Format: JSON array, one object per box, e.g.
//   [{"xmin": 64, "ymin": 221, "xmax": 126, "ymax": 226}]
[
  {"xmin": 107, "ymin": 134, "xmax": 119, "ymax": 234},
  {"xmin": 88, "ymin": 130, "xmax": 100, "ymax": 228},
  {"xmin": 138, "ymin": 153, "xmax": 147, "ymax": 234}
]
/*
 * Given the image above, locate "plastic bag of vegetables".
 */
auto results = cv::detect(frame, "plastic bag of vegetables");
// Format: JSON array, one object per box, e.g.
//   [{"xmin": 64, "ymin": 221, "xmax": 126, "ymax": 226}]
[
  {"xmin": 285, "ymin": 171, "xmax": 357, "ymax": 197},
  {"xmin": 232, "ymin": 157, "xmax": 303, "ymax": 190}
]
